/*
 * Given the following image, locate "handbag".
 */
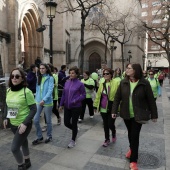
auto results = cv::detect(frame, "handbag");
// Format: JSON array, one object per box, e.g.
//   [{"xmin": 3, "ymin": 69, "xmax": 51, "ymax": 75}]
[{"xmin": 103, "ymin": 83, "xmax": 113, "ymax": 114}]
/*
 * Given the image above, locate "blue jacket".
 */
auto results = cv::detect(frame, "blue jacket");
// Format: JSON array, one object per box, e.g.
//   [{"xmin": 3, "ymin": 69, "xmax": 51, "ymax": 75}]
[
  {"xmin": 60, "ymin": 78, "xmax": 86, "ymax": 109},
  {"xmin": 35, "ymin": 74, "xmax": 54, "ymax": 104}
]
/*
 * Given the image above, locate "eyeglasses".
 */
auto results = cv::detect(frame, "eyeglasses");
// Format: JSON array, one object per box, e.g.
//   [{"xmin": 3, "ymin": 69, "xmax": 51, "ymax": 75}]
[
  {"xmin": 149, "ymin": 74, "xmax": 154, "ymax": 75},
  {"xmin": 126, "ymin": 67, "xmax": 133, "ymax": 70},
  {"xmin": 11, "ymin": 74, "xmax": 21, "ymax": 79},
  {"xmin": 103, "ymin": 73, "xmax": 110, "ymax": 76}
]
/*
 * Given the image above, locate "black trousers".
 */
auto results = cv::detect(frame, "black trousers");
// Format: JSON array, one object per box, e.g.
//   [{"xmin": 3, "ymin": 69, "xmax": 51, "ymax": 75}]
[
  {"xmin": 124, "ymin": 118, "xmax": 142, "ymax": 163},
  {"xmin": 159, "ymin": 79, "xmax": 163, "ymax": 86},
  {"xmin": 10, "ymin": 123, "xmax": 32, "ymax": 164},
  {"xmin": 52, "ymin": 100, "xmax": 60, "ymax": 119},
  {"xmin": 80, "ymin": 98, "xmax": 94, "ymax": 120},
  {"xmin": 58, "ymin": 89, "xmax": 63, "ymax": 106},
  {"xmin": 64, "ymin": 107, "xmax": 81, "ymax": 141},
  {"xmin": 101, "ymin": 112, "xmax": 116, "ymax": 140}
]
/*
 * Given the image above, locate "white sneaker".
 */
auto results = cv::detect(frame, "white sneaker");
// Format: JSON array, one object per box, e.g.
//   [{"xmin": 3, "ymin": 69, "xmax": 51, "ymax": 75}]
[
  {"xmin": 78, "ymin": 119, "xmax": 82, "ymax": 123},
  {"xmin": 68, "ymin": 140, "xmax": 76, "ymax": 148},
  {"xmin": 90, "ymin": 116, "xmax": 94, "ymax": 119}
]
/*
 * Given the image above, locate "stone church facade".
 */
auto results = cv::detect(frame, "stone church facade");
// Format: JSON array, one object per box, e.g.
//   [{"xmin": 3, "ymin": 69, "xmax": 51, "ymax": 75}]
[{"xmin": 0, "ymin": 0, "xmax": 144, "ymax": 76}]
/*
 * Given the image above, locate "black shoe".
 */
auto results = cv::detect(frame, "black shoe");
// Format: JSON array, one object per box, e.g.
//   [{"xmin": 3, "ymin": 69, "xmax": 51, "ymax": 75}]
[
  {"xmin": 25, "ymin": 158, "xmax": 31, "ymax": 169},
  {"xmin": 57, "ymin": 117, "xmax": 61, "ymax": 125},
  {"xmin": 45, "ymin": 137, "xmax": 52, "ymax": 143},
  {"xmin": 18, "ymin": 164, "xmax": 26, "ymax": 170},
  {"xmin": 32, "ymin": 137, "xmax": 43, "ymax": 145}
]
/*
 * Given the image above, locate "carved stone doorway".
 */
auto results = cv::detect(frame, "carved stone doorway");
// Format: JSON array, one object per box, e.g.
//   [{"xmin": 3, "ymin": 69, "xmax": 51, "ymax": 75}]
[
  {"xmin": 21, "ymin": 9, "xmax": 43, "ymax": 69},
  {"xmin": 89, "ymin": 52, "xmax": 101, "ymax": 73}
]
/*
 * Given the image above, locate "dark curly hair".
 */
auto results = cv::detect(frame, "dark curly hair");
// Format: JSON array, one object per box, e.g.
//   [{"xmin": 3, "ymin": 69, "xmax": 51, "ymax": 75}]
[
  {"xmin": 103, "ymin": 68, "xmax": 114, "ymax": 78},
  {"xmin": 69, "ymin": 66, "xmax": 80, "ymax": 77},
  {"xmin": 8, "ymin": 68, "xmax": 27, "ymax": 87}
]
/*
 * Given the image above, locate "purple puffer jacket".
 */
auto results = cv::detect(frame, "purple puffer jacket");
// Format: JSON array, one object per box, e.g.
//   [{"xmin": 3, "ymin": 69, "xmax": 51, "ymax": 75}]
[{"xmin": 60, "ymin": 78, "xmax": 86, "ymax": 109}]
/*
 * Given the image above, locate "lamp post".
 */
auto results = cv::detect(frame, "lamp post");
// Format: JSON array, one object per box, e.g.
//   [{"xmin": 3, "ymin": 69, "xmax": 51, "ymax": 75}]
[
  {"xmin": 110, "ymin": 39, "xmax": 117, "ymax": 69},
  {"xmin": 148, "ymin": 60, "xmax": 152, "ymax": 70},
  {"xmin": 142, "ymin": 55, "xmax": 146, "ymax": 70},
  {"xmin": 128, "ymin": 50, "xmax": 132, "ymax": 63},
  {"xmin": 45, "ymin": 1, "xmax": 57, "ymax": 64}
]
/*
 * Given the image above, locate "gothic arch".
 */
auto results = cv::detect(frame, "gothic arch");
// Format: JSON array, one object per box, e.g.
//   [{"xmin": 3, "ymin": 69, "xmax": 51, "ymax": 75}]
[
  {"xmin": 19, "ymin": 2, "xmax": 43, "ymax": 68},
  {"xmin": 74, "ymin": 37, "xmax": 111, "ymax": 70},
  {"xmin": 89, "ymin": 52, "xmax": 101, "ymax": 73}
]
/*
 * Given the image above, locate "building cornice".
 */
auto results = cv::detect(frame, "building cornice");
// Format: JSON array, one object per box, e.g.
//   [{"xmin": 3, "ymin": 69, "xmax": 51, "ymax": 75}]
[{"xmin": 147, "ymin": 51, "xmax": 166, "ymax": 54}]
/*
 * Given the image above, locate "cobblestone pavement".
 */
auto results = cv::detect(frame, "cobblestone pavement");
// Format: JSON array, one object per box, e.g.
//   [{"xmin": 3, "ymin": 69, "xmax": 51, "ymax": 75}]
[{"xmin": 0, "ymin": 79, "xmax": 170, "ymax": 170}]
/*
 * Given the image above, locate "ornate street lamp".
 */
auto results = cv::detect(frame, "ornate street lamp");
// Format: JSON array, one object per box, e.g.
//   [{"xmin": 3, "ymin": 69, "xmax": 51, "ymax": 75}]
[
  {"xmin": 45, "ymin": 1, "xmax": 57, "ymax": 64},
  {"xmin": 110, "ymin": 39, "xmax": 117, "ymax": 69},
  {"xmin": 148, "ymin": 60, "xmax": 152, "ymax": 70},
  {"xmin": 128, "ymin": 50, "xmax": 132, "ymax": 63}
]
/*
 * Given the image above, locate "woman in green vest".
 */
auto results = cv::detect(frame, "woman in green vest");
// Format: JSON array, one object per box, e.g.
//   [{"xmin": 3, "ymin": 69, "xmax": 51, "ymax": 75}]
[
  {"xmin": 48, "ymin": 64, "xmax": 61, "ymax": 125},
  {"xmin": 113, "ymin": 67, "xmax": 122, "ymax": 83},
  {"xmin": 112, "ymin": 63, "xmax": 158, "ymax": 170},
  {"xmin": 93, "ymin": 68, "xmax": 119, "ymax": 147},
  {"xmin": 147, "ymin": 70, "xmax": 161, "ymax": 100},
  {"xmin": 3, "ymin": 68, "xmax": 36, "ymax": 170},
  {"xmin": 79, "ymin": 71, "xmax": 95, "ymax": 123}
]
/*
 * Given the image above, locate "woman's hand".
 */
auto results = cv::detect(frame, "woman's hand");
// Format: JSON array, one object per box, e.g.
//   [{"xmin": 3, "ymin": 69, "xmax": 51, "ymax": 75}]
[
  {"xmin": 3, "ymin": 119, "xmax": 8, "ymax": 129},
  {"xmin": 152, "ymin": 119, "xmax": 157, "ymax": 123},
  {"xmin": 40, "ymin": 100, "xmax": 45, "ymax": 106},
  {"xmin": 59, "ymin": 106, "xmax": 63, "ymax": 112},
  {"xmin": 18, "ymin": 123, "xmax": 27, "ymax": 134},
  {"xmin": 112, "ymin": 114, "xmax": 117, "ymax": 119}
]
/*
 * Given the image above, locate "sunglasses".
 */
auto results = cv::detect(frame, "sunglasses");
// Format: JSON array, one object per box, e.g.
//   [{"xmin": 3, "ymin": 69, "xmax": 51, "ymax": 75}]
[
  {"xmin": 103, "ymin": 73, "xmax": 110, "ymax": 76},
  {"xmin": 11, "ymin": 74, "xmax": 21, "ymax": 79},
  {"xmin": 149, "ymin": 74, "xmax": 154, "ymax": 75},
  {"xmin": 143, "ymin": 73, "xmax": 147, "ymax": 75}
]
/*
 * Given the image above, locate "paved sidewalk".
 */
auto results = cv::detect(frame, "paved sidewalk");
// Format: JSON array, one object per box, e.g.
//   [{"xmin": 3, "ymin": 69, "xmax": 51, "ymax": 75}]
[{"xmin": 0, "ymin": 79, "xmax": 170, "ymax": 170}]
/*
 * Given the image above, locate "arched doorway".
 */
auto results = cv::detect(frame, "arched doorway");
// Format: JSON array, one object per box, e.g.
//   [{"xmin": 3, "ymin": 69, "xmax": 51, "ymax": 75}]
[
  {"xmin": 21, "ymin": 9, "xmax": 43, "ymax": 69},
  {"xmin": 89, "ymin": 52, "xmax": 101, "ymax": 73}
]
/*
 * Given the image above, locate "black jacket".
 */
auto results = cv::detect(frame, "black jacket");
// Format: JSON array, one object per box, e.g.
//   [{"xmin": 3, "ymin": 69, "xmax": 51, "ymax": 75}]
[
  {"xmin": 58, "ymin": 70, "xmax": 69, "ymax": 89},
  {"xmin": 112, "ymin": 77, "xmax": 158, "ymax": 121},
  {"xmin": 26, "ymin": 71, "xmax": 37, "ymax": 93}
]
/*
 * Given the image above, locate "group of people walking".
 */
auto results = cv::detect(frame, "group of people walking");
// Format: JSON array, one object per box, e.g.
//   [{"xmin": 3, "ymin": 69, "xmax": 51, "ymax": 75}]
[{"xmin": 2, "ymin": 61, "xmax": 163, "ymax": 170}]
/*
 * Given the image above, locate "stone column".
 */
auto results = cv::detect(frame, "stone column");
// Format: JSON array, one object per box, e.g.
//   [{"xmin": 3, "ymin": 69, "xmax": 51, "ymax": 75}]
[
  {"xmin": 0, "ymin": 54, "xmax": 6, "ymax": 128},
  {"xmin": 6, "ymin": 0, "xmax": 19, "ymax": 71}
]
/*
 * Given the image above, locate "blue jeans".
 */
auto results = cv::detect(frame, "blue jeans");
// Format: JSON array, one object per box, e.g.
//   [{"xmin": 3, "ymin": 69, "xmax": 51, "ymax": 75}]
[{"xmin": 34, "ymin": 104, "xmax": 53, "ymax": 139}]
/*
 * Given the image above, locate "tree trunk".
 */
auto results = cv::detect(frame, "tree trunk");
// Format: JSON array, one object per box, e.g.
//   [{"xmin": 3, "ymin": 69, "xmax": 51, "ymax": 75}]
[
  {"xmin": 79, "ymin": 16, "xmax": 85, "ymax": 73},
  {"xmin": 121, "ymin": 43, "xmax": 125, "ymax": 72},
  {"xmin": 168, "ymin": 52, "xmax": 170, "ymax": 84},
  {"xmin": 104, "ymin": 41, "xmax": 107, "ymax": 63}
]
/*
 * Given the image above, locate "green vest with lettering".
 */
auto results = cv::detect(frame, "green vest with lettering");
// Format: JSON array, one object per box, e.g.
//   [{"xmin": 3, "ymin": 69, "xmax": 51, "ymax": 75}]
[{"xmin": 6, "ymin": 88, "xmax": 35, "ymax": 126}]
